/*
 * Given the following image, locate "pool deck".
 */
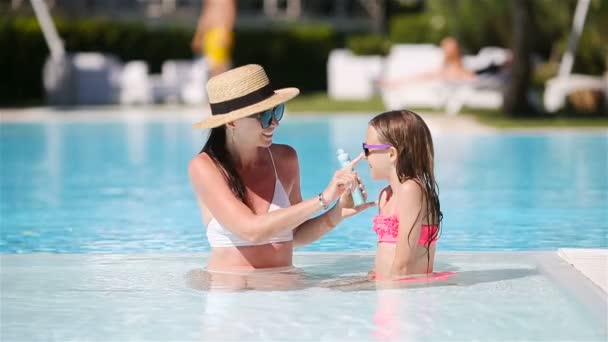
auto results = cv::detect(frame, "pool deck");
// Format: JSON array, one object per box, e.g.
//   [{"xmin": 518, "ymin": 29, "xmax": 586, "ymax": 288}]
[
  {"xmin": 0, "ymin": 106, "xmax": 498, "ymax": 135},
  {"xmin": 558, "ymin": 248, "xmax": 608, "ymax": 293},
  {"xmin": 0, "ymin": 106, "xmax": 208, "ymax": 122},
  {"xmin": 2, "ymin": 106, "xmax": 607, "ymax": 134}
]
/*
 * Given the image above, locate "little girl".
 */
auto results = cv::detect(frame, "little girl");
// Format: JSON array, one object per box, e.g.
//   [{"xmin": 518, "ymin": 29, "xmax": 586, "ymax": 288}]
[{"xmin": 364, "ymin": 110, "xmax": 443, "ymax": 281}]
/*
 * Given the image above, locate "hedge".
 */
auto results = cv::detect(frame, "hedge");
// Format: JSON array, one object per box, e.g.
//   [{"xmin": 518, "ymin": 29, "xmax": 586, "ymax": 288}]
[{"xmin": 0, "ymin": 16, "xmax": 338, "ymax": 105}]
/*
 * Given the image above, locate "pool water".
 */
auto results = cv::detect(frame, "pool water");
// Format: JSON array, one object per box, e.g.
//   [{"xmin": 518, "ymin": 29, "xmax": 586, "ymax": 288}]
[
  {"xmin": 2, "ymin": 113, "xmax": 607, "ymax": 341},
  {"xmin": 1, "ymin": 252, "xmax": 606, "ymax": 341},
  {"xmin": 1, "ymin": 114, "xmax": 606, "ymax": 253}
]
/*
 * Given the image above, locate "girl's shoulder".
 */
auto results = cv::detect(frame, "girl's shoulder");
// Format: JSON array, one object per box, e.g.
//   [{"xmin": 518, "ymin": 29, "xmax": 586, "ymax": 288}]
[
  {"xmin": 378, "ymin": 185, "xmax": 391, "ymax": 200},
  {"xmin": 395, "ymin": 179, "xmax": 424, "ymax": 202},
  {"xmin": 377, "ymin": 186, "xmax": 393, "ymax": 212}
]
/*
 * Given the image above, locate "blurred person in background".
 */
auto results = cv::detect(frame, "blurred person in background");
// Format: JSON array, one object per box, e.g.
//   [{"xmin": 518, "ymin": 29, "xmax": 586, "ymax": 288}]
[
  {"xmin": 191, "ymin": 0, "xmax": 236, "ymax": 76},
  {"xmin": 379, "ymin": 36, "xmax": 476, "ymax": 89}
]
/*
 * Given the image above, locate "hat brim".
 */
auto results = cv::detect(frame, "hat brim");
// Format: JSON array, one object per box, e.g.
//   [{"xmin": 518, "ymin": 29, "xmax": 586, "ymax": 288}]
[{"xmin": 192, "ymin": 87, "xmax": 300, "ymax": 129}]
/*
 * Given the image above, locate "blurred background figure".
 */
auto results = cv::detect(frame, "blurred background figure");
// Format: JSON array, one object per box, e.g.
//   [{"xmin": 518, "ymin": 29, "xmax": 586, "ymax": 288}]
[
  {"xmin": 379, "ymin": 36, "xmax": 477, "ymax": 89},
  {"xmin": 191, "ymin": 0, "xmax": 236, "ymax": 77},
  {"xmin": 436, "ymin": 36, "xmax": 477, "ymax": 81}
]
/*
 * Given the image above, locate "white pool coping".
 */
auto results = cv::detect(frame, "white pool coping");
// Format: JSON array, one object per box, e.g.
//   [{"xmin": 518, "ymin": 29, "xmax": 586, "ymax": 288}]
[
  {"xmin": 558, "ymin": 248, "xmax": 608, "ymax": 293},
  {"xmin": 0, "ymin": 107, "xmax": 497, "ymax": 135},
  {"xmin": 3, "ymin": 106, "xmax": 607, "ymax": 134}
]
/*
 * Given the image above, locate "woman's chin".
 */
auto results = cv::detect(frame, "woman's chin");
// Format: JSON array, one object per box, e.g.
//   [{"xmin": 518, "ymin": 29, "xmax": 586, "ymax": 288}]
[{"xmin": 260, "ymin": 137, "xmax": 273, "ymax": 147}]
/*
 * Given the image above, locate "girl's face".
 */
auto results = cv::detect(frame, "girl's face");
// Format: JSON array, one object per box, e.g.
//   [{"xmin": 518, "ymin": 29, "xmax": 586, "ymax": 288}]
[
  {"xmin": 231, "ymin": 114, "xmax": 279, "ymax": 148},
  {"xmin": 364, "ymin": 125, "xmax": 395, "ymax": 180}
]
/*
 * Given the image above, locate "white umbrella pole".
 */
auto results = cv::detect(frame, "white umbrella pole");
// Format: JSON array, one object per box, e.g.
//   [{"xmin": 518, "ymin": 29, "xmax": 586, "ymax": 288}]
[
  {"xmin": 29, "ymin": 0, "xmax": 65, "ymax": 61},
  {"xmin": 558, "ymin": 0, "xmax": 591, "ymax": 78}
]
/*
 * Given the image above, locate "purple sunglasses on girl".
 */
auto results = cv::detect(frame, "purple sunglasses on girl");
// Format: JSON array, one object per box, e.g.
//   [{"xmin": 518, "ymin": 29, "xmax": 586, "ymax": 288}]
[{"xmin": 362, "ymin": 143, "xmax": 393, "ymax": 156}]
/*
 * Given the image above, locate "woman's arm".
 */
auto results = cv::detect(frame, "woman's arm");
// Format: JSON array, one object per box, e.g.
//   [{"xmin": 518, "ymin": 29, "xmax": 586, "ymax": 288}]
[
  {"xmin": 290, "ymin": 152, "xmax": 375, "ymax": 247},
  {"xmin": 268, "ymin": 145, "xmax": 340, "ymax": 247},
  {"xmin": 389, "ymin": 180, "xmax": 424, "ymax": 277},
  {"xmin": 189, "ymin": 149, "xmax": 359, "ymax": 244}
]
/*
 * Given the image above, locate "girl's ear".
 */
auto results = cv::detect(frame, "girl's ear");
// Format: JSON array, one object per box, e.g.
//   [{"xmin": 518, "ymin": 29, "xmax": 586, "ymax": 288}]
[
  {"xmin": 389, "ymin": 146, "xmax": 398, "ymax": 163},
  {"xmin": 226, "ymin": 121, "xmax": 236, "ymax": 130}
]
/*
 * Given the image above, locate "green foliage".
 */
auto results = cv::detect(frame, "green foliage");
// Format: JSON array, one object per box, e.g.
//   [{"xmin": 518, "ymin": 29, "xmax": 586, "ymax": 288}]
[
  {"xmin": 529, "ymin": 0, "xmax": 606, "ymax": 75},
  {"xmin": 232, "ymin": 24, "xmax": 337, "ymax": 92},
  {"xmin": 346, "ymin": 34, "xmax": 391, "ymax": 56},
  {"xmin": 3, "ymin": 0, "xmax": 606, "ymax": 106},
  {"xmin": 0, "ymin": 17, "xmax": 336, "ymax": 105},
  {"xmin": 389, "ymin": 0, "xmax": 513, "ymax": 53},
  {"xmin": 388, "ymin": 13, "xmax": 448, "ymax": 45},
  {"xmin": 0, "ymin": 17, "xmax": 48, "ymax": 105}
]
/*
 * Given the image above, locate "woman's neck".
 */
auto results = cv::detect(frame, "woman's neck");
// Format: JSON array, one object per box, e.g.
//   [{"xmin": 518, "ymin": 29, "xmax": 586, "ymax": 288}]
[{"xmin": 226, "ymin": 139, "xmax": 264, "ymax": 169}]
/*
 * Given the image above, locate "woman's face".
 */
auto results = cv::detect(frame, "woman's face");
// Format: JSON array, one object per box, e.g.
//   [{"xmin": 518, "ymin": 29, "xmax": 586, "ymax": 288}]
[
  {"xmin": 232, "ymin": 114, "xmax": 279, "ymax": 148},
  {"xmin": 364, "ymin": 125, "xmax": 394, "ymax": 180}
]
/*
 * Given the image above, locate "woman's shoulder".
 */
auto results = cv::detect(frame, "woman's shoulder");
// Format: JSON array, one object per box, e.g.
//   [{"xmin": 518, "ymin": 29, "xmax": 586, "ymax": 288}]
[
  {"xmin": 270, "ymin": 144, "xmax": 300, "ymax": 186},
  {"xmin": 270, "ymin": 144, "xmax": 299, "ymax": 166},
  {"xmin": 270, "ymin": 143, "xmax": 297, "ymax": 158},
  {"xmin": 188, "ymin": 152, "xmax": 217, "ymax": 179}
]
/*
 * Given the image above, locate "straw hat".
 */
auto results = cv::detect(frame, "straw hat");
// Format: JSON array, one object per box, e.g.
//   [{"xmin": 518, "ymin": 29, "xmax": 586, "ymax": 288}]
[{"xmin": 192, "ymin": 64, "xmax": 300, "ymax": 129}]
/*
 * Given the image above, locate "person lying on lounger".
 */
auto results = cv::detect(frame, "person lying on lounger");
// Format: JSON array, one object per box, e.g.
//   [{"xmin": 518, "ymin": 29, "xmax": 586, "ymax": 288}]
[{"xmin": 379, "ymin": 37, "xmax": 477, "ymax": 89}]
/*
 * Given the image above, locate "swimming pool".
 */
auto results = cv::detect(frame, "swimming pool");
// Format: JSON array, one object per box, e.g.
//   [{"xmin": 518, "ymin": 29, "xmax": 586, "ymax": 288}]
[
  {"xmin": 1, "ymin": 252, "xmax": 606, "ymax": 341},
  {"xmin": 1, "ymin": 112, "xmax": 607, "ymax": 341},
  {"xmin": 1, "ymin": 114, "xmax": 606, "ymax": 253}
]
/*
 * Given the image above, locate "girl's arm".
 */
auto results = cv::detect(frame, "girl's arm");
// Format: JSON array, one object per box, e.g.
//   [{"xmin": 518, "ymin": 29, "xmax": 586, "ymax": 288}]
[
  {"xmin": 369, "ymin": 186, "xmax": 392, "ymax": 278},
  {"xmin": 389, "ymin": 180, "xmax": 424, "ymax": 277}
]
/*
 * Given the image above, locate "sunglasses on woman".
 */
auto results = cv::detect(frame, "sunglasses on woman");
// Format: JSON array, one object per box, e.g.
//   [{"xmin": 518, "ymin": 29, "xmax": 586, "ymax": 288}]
[
  {"xmin": 362, "ymin": 143, "xmax": 393, "ymax": 157},
  {"xmin": 255, "ymin": 104, "xmax": 285, "ymax": 129}
]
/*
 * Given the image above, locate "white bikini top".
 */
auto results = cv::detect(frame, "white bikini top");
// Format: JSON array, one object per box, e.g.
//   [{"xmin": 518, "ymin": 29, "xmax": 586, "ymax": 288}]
[{"xmin": 206, "ymin": 149, "xmax": 293, "ymax": 247}]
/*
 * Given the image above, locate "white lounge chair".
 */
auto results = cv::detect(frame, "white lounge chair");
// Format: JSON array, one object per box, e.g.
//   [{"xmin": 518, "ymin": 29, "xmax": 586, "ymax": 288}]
[
  {"xmin": 119, "ymin": 60, "xmax": 152, "ymax": 105},
  {"xmin": 327, "ymin": 49, "xmax": 384, "ymax": 100},
  {"xmin": 161, "ymin": 59, "xmax": 208, "ymax": 105},
  {"xmin": 380, "ymin": 44, "xmax": 445, "ymax": 110},
  {"xmin": 180, "ymin": 58, "xmax": 208, "ymax": 105},
  {"xmin": 544, "ymin": 75, "xmax": 606, "ymax": 113}
]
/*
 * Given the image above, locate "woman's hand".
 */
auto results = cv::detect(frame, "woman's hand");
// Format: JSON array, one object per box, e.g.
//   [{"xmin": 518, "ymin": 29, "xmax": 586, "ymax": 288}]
[
  {"xmin": 323, "ymin": 153, "xmax": 376, "ymax": 223},
  {"xmin": 321, "ymin": 153, "xmax": 365, "ymax": 203},
  {"xmin": 335, "ymin": 173, "xmax": 376, "ymax": 219}
]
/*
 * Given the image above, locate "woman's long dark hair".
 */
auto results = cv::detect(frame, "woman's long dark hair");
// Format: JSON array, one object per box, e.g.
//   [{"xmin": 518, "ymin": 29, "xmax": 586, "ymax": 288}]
[
  {"xmin": 201, "ymin": 126, "xmax": 249, "ymax": 207},
  {"xmin": 370, "ymin": 110, "xmax": 442, "ymax": 271}
]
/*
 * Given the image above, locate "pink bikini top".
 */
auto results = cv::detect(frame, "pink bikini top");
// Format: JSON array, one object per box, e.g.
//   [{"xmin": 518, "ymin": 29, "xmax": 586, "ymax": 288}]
[{"xmin": 372, "ymin": 214, "xmax": 439, "ymax": 245}]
